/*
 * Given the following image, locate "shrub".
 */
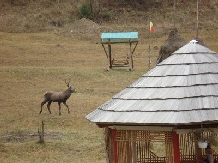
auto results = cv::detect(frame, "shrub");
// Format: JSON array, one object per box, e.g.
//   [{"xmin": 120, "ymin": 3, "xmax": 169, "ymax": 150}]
[
  {"xmin": 79, "ymin": 2, "xmax": 93, "ymax": 20},
  {"xmin": 102, "ymin": 11, "xmax": 111, "ymax": 21}
]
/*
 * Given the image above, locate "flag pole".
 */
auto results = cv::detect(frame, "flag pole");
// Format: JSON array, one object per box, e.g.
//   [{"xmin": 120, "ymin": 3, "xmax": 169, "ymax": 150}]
[
  {"xmin": 148, "ymin": 19, "xmax": 151, "ymax": 70},
  {"xmin": 173, "ymin": 0, "xmax": 176, "ymax": 29},
  {"xmin": 196, "ymin": 0, "xmax": 199, "ymax": 38}
]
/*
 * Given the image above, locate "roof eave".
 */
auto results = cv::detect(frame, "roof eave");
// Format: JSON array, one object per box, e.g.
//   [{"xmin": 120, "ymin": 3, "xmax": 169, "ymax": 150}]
[{"xmin": 95, "ymin": 121, "xmax": 218, "ymax": 129}]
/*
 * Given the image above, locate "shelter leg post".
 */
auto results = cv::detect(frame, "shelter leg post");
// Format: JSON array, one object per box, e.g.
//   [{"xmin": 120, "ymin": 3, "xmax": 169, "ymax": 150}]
[
  {"xmin": 112, "ymin": 129, "xmax": 118, "ymax": 163},
  {"xmin": 173, "ymin": 131, "xmax": 180, "ymax": 163},
  {"xmin": 195, "ymin": 132, "xmax": 202, "ymax": 163},
  {"xmin": 128, "ymin": 41, "xmax": 133, "ymax": 70},
  {"xmin": 132, "ymin": 141, "xmax": 137, "ymax": 163},
  {"xmin": 108, "ymin": 42, "xmax": 112, "ymax": 70}
]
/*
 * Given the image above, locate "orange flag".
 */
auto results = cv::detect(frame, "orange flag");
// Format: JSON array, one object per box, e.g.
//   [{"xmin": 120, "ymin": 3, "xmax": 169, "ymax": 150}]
[{"xmin": 150, "ymin": 20, "xmax": 154, "ymax": 33}]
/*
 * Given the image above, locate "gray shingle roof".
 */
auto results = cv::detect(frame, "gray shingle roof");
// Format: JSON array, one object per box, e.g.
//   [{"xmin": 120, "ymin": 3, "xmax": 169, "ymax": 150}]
[{"xmin": 86, "ymin": 40, "xmax": 218, "ymax": 125}]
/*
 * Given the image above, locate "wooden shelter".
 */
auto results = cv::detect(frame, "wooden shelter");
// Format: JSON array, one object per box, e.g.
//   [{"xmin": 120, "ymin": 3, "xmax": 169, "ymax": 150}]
[
  {"xmin": 101, "ymin": 32, "xmax": 138, "ymax": 70},
  {"xmin": 86, "ymin": 40, "xmax": 218, "ymax": 163}
]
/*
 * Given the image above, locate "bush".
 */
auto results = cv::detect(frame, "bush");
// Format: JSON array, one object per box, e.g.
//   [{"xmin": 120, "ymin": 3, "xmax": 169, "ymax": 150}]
[
  {"xmin": 79, "ymin": 2, "xmax": 93, "ymax": 20},
  {"xmin": 102, "ymin": 11, "xmax": 111, "ymax": 21}
]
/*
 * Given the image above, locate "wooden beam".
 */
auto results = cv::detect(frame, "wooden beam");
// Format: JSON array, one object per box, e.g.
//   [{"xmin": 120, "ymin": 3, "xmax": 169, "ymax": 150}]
[
  {"xmin": 108, "ymin": 40, "xmax": 112, "ymax": 70},
  {"xmin": 109, "ymin": 125, "xmax": 174, "ymax": 131},
  {"xmin": 101, "ymin": 41, "xmax": 138, "ymax": 44},
  {"xmin": 96, "ymin": 123, "xmax": 218, "ymax": 129},
  {"xmin": 173, "ymin": 131, "xmax": 181, "ymax": 163},
  {"xmin": 101, "ymin": 43, "xmax": 108, "ymax": 58},
  {"xmin": 194, "ymin": 132, "xmax": 202, "ymax": 163},
  {"xmin": 132, "ymin": 141, "xmax": 137, "ymax": 163},
  {"xmin": 177, "ymin": 123, "xmax": 218, "ymax": 129},
  {"xmin": 129, "ymin": 41, "xmax": 133, "ymax": 70},
  {"xmin": 112, "ymin": 129, "xmax": 118, "ymax": 163},
  {"xmin": 132, "ymin": 41, "xmax": 138, "ymax": 54}
]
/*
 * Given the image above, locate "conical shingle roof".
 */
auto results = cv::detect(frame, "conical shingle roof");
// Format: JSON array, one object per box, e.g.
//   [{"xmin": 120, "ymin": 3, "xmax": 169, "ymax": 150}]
[{"xmin": 86, "ymin": 40, "xmax": 218, "ymax": 125}]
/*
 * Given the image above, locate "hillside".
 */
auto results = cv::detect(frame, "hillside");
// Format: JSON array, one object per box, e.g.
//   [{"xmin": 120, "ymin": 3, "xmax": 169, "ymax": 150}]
[{"xmin": 1, "ymin": 0, "xmax": 218, "ymax": 42}]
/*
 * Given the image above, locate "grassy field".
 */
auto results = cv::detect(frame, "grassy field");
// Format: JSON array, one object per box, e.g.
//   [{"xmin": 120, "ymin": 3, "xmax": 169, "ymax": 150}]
[
  {"xmin": 0, "ymin": 19, "xmax": 218, "ymax": 163},
  {"xmin": 0, "ymin": 31, "xmax": 155, "ymax": 163}
]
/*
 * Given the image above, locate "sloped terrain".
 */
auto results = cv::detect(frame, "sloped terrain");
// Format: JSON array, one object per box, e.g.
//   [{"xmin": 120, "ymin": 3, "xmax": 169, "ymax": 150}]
[{"xmin": 1, "ymin": 0, "xmax": 218, "ymax": 41}]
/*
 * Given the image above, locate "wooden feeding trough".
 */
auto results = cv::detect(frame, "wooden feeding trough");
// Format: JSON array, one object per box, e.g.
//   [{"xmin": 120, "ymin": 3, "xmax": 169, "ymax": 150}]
[
  {"xmin": 101, "ymin": 32, "xmax": 138, "ymax": 70},
  {"xmin": 86, "ymin": 40, "xmax": 218, "ymax": 163}
]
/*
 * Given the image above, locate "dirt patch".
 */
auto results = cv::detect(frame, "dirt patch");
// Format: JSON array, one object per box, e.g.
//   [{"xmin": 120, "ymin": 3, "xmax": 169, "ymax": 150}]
[
  {"xmin": 66, "ymin": 18, "xmax": 101, "ymax": 41},
  {"xmin": 1, "ymin": 132, "xmax": 62, "ymax": 143}
]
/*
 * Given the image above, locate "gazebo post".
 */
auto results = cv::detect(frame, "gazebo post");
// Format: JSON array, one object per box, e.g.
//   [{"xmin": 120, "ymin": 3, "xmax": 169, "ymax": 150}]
[
  {"xmin": 129, "ymin": 40, "xmax": 133, "ymax": 70},
  {"xmin": 112, "ymin": 129, "xmax": 118, "ymax": 163},
  {"xmin": 108, "ymin": 40, "xmax": 112, "ymax": 69},
  {"xmin": 194, "ymin": 132, "xmax": 202, "ymax": 163},
  {"xmin": 131, "ymin": 141, "xmax": 137, "ymax": 163},
  {"xmin": 172, "ymin": 131, "xmax": 180, "ymax": 163},
  {"xmin": 195, "ymin": 143, "xmax": 202, "ymax": 163}
]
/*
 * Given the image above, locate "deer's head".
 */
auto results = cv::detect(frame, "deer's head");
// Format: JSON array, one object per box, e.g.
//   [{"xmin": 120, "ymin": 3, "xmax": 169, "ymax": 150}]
[{"xmin": 65, "ymin": 79, "xmax": 77, "ymax": 93}]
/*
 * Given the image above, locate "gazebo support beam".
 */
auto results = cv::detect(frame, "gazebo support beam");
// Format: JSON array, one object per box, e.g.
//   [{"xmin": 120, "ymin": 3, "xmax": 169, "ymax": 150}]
[
  {"xmin": 173, "ymin": 131, "xmax": 180, "ymax": 163},
  {"xmin": 129, "ymin": 41, "xmax": 133, "ymax": 70},
  {"xmin": 195, "ymin": 132, "xmax": 202, "ymax": 163},
  {"xmin": 112, "ymin": 129, "xmax": 118, "ymax": 163},
  {"xmin": 108, "ymin": 40, "xmax": 112, "ymax": 70},
  {"xmin": 132, "ymin": 141, "xmax": 137, "ymax": 163}
]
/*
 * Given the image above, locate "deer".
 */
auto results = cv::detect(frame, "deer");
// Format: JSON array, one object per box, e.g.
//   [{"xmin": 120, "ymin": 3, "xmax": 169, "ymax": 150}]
[{"xmin": 40, "ymin": 80, "xmax": 76, "ymax": 115}]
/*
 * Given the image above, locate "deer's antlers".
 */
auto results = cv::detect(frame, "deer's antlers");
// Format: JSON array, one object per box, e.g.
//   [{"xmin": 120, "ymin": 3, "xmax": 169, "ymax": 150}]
[{"xmin": 65, "ymin": 79, "xmax": 71, "ymax": 87}]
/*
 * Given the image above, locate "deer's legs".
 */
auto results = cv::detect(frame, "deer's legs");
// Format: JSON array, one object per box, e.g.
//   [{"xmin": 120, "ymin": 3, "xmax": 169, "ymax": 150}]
[
  {"xmin": 63, "ymin": 102, "xmax": 70, "ymax": 114},
  {"xmin": 58, "ymin": 102, "xmax": 62, "ymax": 115},
  {"xmin": 47, "ymin": 101, "xmax": 52, "ymax": 114},
  {"xmin": 40, "ymin": 100, "xmax": 47, "ymax": 114}
]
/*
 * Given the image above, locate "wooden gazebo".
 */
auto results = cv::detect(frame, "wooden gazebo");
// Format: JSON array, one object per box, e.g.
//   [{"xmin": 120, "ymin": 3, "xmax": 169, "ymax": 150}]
[
  {"xmin": 101, "ymin": 32, "xmax": 138, "ymax": 70},
  {"xmin": 86, "ymin": 40, "xmax": 218, "ymax": 163}
]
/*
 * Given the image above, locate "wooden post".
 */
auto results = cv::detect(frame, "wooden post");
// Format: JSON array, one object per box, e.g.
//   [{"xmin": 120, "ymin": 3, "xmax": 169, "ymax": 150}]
[
  {"xmin": 112, "ymin": 129, "xmax": 118, "ymax": 163},
  {"xmin": 105, "ymin": 127, "xmax": 110, "ymax": 163},
  {"xmin": 148, "ymin": 45, "xmax": 151, "ymax": 70},
  {"xmin": 129, "ymin": 41, "xmax": 133, "ymax": 70},
  {"xmin": 196, "ymin": 0, "xmax": 199, "ymax": 38},
  {"xmin": 195, "ymin": 132, "xmax": 202, "ymax": 163},
  {"xmin": 38, "ymin": 120, "xmax": 45, "ymax": 143},
  {"xmin": 132, "ymin": 141, "xmax": 137, "ymax": 163},
  {"xmin": 148, "ymin": 20, "xmax": 151, "ymax": 70},
  {"xmin": 108, "ymin": 40, "xmax": 112, "ymax": 70},
  {"xmin": 173, "ymin": 131, "xmax": 180, "ymax": 163},
  {"xmin": 173, "ymin": 0, "xmax": 176, "ymax": 29},
  {"xmin": 102, "ymin": 43, "xmax": 109, "ymax": 71}
]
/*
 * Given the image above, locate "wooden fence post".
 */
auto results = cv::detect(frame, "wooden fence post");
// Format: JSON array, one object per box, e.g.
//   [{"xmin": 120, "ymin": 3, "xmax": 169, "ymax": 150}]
[{"xmin": 38, "ymin": 121, "xmax": 45, "ymax": 143}]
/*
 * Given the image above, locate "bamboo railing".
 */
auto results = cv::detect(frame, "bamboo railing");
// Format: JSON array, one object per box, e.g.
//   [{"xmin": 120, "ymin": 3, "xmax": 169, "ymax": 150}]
[{"xmin": 104, "ymin": 128, "xmax": 218, "ymax": 163}]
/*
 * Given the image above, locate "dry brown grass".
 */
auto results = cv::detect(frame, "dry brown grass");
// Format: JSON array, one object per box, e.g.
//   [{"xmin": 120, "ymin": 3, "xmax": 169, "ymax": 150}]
[
  {"xmin": 0, "ymin": 31, "xmax": 150, "ymax": 163},
  {"xmin": 0, "ymin": 28, "xmax": 218, "ymax": 162}
]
